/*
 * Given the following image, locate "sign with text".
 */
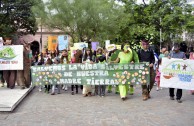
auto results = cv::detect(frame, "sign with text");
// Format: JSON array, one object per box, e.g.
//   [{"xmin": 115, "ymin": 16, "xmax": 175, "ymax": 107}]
[
  {"xmin": 0, "ymin": 45, "xmax": 23, "ymax": 70},
  {"xmin": 74, "ymin": 43, "xmax": 88, "ymax": 50},
  {"xmin": 160, "ymin": 58, "xmax": 194, "ymax": 90},
  {"xmin": 31, "ymin": 63, "xmax": 150, "ymax": 86}
]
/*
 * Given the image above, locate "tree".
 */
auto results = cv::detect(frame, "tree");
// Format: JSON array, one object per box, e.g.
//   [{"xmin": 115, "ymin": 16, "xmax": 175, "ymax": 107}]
[
  {"xmin": 118, "ymin": 0, "xmax": 194, "ymax": 49},
  {"xmin": 0, "ymin": 0, "xmax": 38, "ymax": 38},
  {"xmin": 35, "ymin": 0, "xmax": 123, "ymax": 44}
]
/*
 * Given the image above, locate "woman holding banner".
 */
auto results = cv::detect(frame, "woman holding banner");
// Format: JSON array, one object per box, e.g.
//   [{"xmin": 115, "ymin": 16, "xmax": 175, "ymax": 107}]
[
  {"xmin": 60, "ymin": 49, "xmax": 70, "ymax": 91},
  {"xmin": 82, "ymin": 48, "xmax": 94, "ymax": 97},
  {"xmin": 111, "ymin": 44, "xmax": 136, "ymax": 101}
]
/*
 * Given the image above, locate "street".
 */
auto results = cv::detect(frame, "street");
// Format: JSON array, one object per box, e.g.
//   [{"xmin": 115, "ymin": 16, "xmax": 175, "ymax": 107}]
[{"xmin": 0, "ymin": 85, "xmax": 194, "ymax": 126}]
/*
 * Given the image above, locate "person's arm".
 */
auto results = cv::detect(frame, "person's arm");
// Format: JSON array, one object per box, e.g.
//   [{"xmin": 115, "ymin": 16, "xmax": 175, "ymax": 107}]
[
  {"xmin": 132, "ymin": 50, "xmax": 139, "ymax": 63},
  {"xmin": 182, "ymin": 52, "xmax": 187, "ymax": 60},
  {"xmin": 111, "ymin": 52, "xmax": 121, "ymax": 63},
  {"xmin": 137, "ymin": 50, "xmax": 141, "ymax": 62}
]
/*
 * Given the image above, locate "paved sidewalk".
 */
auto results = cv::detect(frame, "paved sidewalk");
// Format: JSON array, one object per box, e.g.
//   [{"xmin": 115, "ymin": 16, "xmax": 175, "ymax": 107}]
[{"xmin": 0, "ymin": 85, "xmax": 194, "ymax": 126}]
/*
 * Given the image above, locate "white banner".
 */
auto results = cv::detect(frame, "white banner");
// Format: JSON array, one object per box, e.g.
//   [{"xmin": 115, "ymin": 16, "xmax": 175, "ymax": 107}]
[
  {"xmin": 160, "ymin": 58, "xmax": 194, "ymax": 90},
  {"xmin": 0, "ymin": 45, "xmax": 23, "ymax": 70}
]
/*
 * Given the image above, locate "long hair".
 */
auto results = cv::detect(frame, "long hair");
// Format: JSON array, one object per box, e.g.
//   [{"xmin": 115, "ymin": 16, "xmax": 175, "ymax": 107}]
[
  {"xmin": 83, "ymin": 48, "xmax": 93, "ymax": 61},
  {"xmin": 60, "ymin": 49, "xmax": 69, "ymax": 64},
  {"xmin": 74, "ymin": 50, "xmax": 82, "ymax": 63}
]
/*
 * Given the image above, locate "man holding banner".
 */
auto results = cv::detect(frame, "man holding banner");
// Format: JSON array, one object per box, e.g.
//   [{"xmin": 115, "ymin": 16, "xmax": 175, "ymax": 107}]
[
  {"xmin": 138, "ymin": 40, "xmax": 155, "ymax": 101},
  {"xmin": 168, "ymin": 43, "xmax": 186, "ymax": 103}
]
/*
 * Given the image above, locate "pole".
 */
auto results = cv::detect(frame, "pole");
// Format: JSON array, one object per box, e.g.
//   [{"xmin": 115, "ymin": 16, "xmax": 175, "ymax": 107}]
[
  {"xmin": 160, "ymin": 17, "xmax": 162, "ymax": 51},
  {"xmin": 40, "ymin": 18, "xmax": 42, "ymax": 53}
]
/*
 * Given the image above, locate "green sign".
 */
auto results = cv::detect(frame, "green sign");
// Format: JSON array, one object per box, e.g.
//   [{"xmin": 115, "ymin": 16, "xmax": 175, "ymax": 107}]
[{"xmin": 31, "ymin": 63, "xmax": 150, "ymax": 86}]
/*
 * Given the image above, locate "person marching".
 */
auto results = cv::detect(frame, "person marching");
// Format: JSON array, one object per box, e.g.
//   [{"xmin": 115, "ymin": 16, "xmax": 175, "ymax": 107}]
[
  {"xmin": 60, "ymin": 49, "xmax": 69, "ymax": 91},
  {"xmin": 111, "ymin": 44, "xmax": 136, "ymax": 101},
  {"xmin": 82, "ymin": 48, "xmax": 95, "ymax": 97},
  {"xmin": 71, "ymin": 49, "xmax": 82, "ymax": 95},
  {"xmin": 137, "ymin": 40, "xmax": 155, "ymax": 101},
  {"xmin": 96, "ymin": 47, "xmax": 107, "ymax": 97},
  {"xmin": 168, "ymin": 43, "xmax": 186, "ymax": 103},
  {"xmin": 51, "ymin": 57, "xmax": 61, "ymax": 95},
  {"xmin": 95, "ymin": 47, "xmax": 106, "ymax": 95},
  {"xmin": 106, "ymin": 46, "xmax": 120, "ymax": 94}
]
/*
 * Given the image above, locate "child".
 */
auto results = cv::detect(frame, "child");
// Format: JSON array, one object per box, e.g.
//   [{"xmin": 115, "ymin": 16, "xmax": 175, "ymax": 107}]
[
  {"xmin": 155, "ymin": 60, "xmax": 161, "ymax": 91},
  {"xmin": 45, "ymin": 58, "xmax": 52, "ymax": 93},
  {"xmin": 97, "ymin": 55, "xmax": 106, "ymax": 97},
  {"xmin": 60, "ymin": 49, "xmax": 69, "ymax": 91},
  {"xmin": 82, "ymin": 48, "xmax": 94, "ymax": 97},
  {"xmin": 51, "ymin": 57, "xmax": 61, "ymax": 95}
]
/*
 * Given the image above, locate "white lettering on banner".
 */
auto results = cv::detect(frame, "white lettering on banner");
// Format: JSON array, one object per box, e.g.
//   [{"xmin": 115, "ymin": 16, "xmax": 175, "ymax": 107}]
[
  {"xmin": 69, "ymin": 64, "xmax": 77, "ymax": 70},
  {"xmin": 76, "ymin": 71, "xmax": 109, "ymax": 76},
  {"xmin": 139, "ymin": 64, "xmax": 145, "ymax": 69},
  {"xmin": 124, "ymin": 64, "xmax": 129, "ymax": 69},
  {"xmin": 86, "ymin": 78, "xmax": 118, "ymax": 85},
  {"xmin": 61, "ymin": 65, "xmax": 66, "ymax": 70},
  {"xmin": 79, "ymin": 64, "xmax": 98, "ymax": 70},
  {"xmin": 63, "ymin": 72, "xmax": 72, "ymax": 77},
  {"xmin": 59, "ymin": 78, "xmax": 81, "ymax": 84}
]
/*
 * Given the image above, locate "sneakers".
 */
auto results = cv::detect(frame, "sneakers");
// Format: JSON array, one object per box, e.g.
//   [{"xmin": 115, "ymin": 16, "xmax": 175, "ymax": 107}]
[
  {"xmin": 71, "ymin": 92, "xmax": 74, "ymax": 95},
  {"xmin": 177, "ymin": 99, "xmax": 182, "ymax": 103},
  {"xmin": 143, "ymin": 95, "xmax": 148, "ymax": 101},
  {"xmin": 39, "ymin": 86, "xmax": 42, "ymax": 92},
  {"xmin": 51, "ymin": 92, "xmax": 55, "ymax": 95},
  {"xmin": 156, "ymin": 87, "xmax": 159, "ymax": 91},
  {"xmin": 170, "ymin": 97, "xmax": 175, "ymax": 100}
]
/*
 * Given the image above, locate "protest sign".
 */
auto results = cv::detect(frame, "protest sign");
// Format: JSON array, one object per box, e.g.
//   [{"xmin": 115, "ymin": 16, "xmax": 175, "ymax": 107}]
[
  {"xmin": 31, "ymin": 63, "xmax": 150, "ymax": 86},
  {"xmin": 58, "ymin": 35, "xmax": 68, "ymax": 50},
  {"xmin": 91, "ymin": 42, "xmax": 99, "ymax": 51},
  {"xmin": 0, "ymin": 45, "xmax": 23, "ymax": 70},
  {"xmin": 116, "ymin": 45, "xmax": 121, "ymax": 50},
  {"xmin": 48, "ymin": 36, "xmax": 57, "ymax": 51},
  {"xmin": 74, "ymin": 43, "xmax": 88, "ymax": 50},
  {"xmin": 105, "ymin": 40, "xmax": 110, "ymax": 49},
  {"xmin": 107, "ymin": 44, "xmax": 116, "ymax": 52},
  {"xmin": 160, "ymin": 58, "xmax": 194, "ymax": 90}
]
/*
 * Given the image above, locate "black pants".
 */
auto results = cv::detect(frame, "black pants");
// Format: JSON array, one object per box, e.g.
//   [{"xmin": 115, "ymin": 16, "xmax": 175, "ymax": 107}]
[
  {"xmin": 0, "ymin": 71, "xmax": 5, "ymax": 83},
  {"xmin": 71, "ymin": 85, "xmax": 78, "ymax": 92},
  {"xmin": 169, "ymin": 88, "xmax": 182, "ymax": 100},
  {"xmin": 98, "ymin": 85, "xmax": 106, "ymax": 96},
  {"xmin": 3, "ymin": 70, "xmax": 16, "ymax": 89},
  {"xmin": 45, "ymin": 85, "xmax": 51, "ymax": 92}
]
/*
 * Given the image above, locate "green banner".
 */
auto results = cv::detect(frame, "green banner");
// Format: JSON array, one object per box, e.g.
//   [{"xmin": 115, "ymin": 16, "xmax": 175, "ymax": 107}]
[{"xmin": 31, "ymin": 63, "xmax": 150, "ymax": 86}]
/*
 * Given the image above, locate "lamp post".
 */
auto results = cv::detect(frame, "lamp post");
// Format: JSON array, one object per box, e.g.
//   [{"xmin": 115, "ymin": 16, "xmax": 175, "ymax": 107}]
[
  {"xmin": 40, "ymin": 18, "xmax": 42, "ymax": 53},
  {"xmin": 159, "ymin": 17, "xmax": 162, "ymax": 51}
]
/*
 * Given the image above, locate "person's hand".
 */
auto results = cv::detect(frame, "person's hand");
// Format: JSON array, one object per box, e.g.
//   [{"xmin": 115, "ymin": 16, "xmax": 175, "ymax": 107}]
[
  {"xmin": 149, "ymin": 63, "xmax": 153, "ymax": 68},
  {"xmin": 168, "ymin": 56, "xmax": 171, "ymax": 59},
  {"xmin": 131, "ymin": 61, "xmax": 134, "ymax": 64},
  {"xmin": 83, "ymin": 61, "xmax": 86, "ymax": 64},
  {"xmin": 90, "ymin": 61, "xmax": 94, "ymax": 64}
]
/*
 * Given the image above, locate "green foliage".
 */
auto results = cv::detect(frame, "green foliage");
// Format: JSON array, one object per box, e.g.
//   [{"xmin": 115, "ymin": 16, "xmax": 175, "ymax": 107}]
[
  {"xmin": 118, "ymin": 0, "xmax": 194, "ymax": 48},
  {"xmin": 34, "ymin": 0, "xmax": 123, "ymax": 44},
  {"xmin": 0, "ymin": 0, "xmax": 38, "ymax": 38}
]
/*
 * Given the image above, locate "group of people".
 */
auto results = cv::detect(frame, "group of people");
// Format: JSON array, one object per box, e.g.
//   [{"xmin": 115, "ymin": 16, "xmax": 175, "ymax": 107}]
[{"xmin": 0, "ymin": 38, "xmax": 193, "ymax": 103}]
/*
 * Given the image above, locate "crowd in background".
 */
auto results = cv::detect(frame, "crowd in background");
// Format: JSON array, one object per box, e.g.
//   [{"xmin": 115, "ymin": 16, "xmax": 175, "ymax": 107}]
[{"xmin": 1, "ymin": 39, "xmax": 194, "ymax": 102}]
